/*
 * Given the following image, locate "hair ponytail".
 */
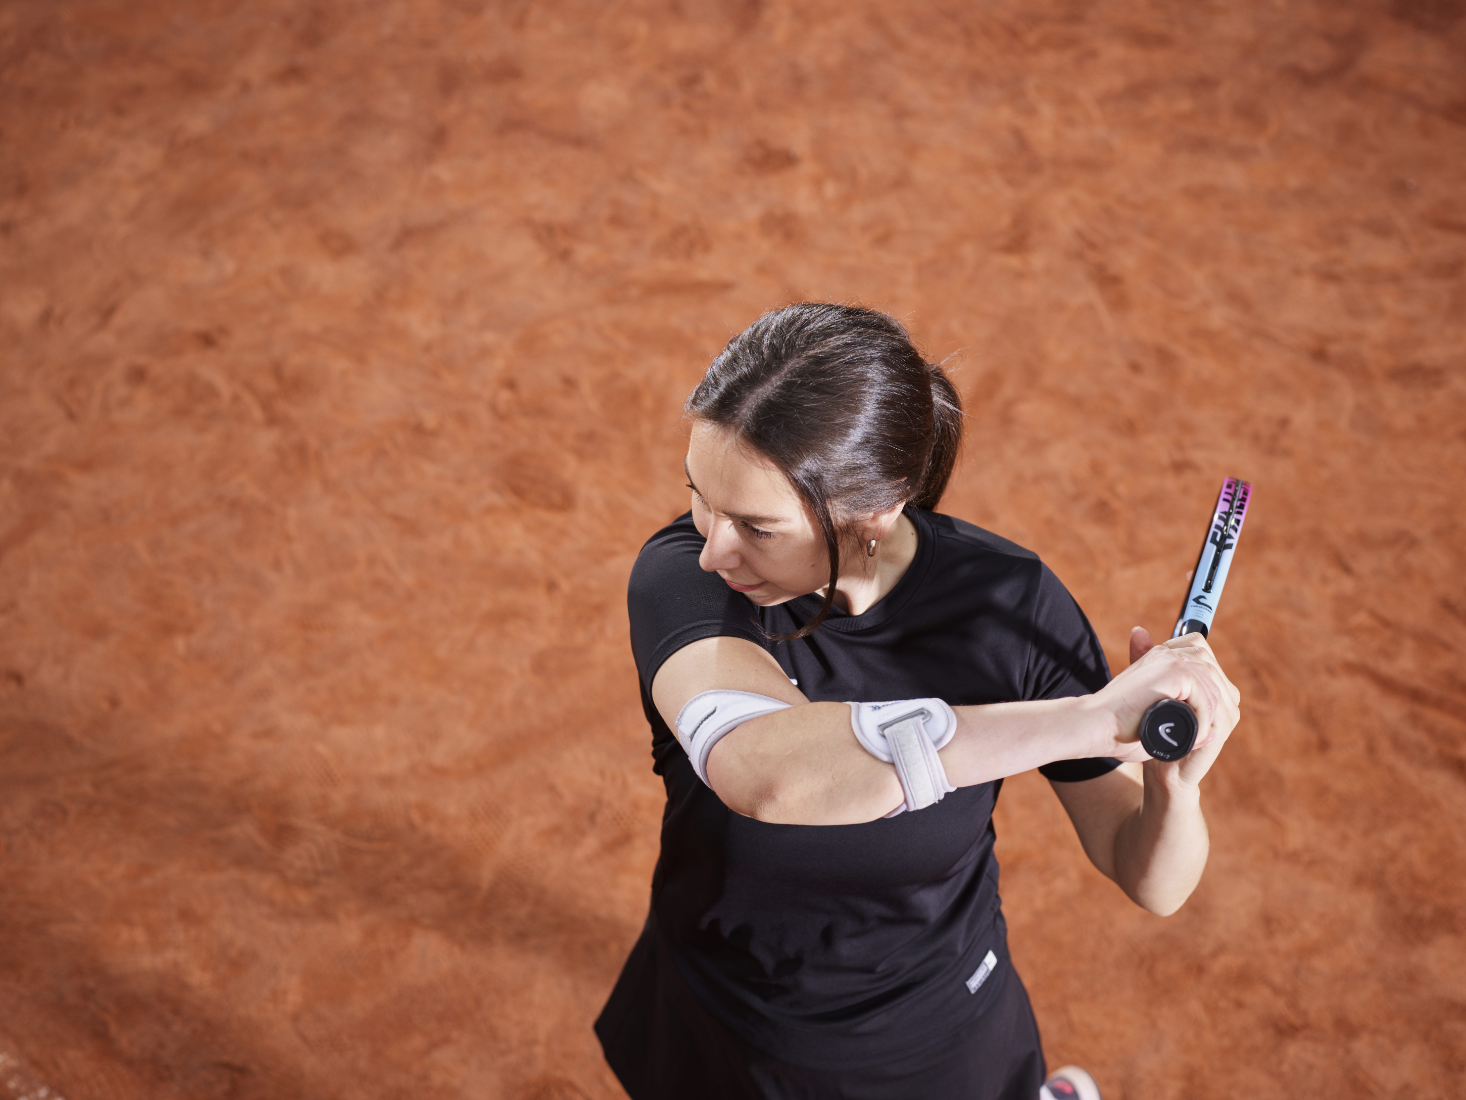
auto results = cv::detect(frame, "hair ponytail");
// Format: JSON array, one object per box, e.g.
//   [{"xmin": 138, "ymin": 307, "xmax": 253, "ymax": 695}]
[{"xmin": 911, "ymin": 363, "xmax": 963, "ymax": 511}]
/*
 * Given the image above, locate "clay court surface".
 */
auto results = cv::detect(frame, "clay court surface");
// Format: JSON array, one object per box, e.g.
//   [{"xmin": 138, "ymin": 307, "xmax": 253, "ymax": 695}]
[{"xmin": 2, "ymin": 0, "xmax": 1465, "ymax": 1096}]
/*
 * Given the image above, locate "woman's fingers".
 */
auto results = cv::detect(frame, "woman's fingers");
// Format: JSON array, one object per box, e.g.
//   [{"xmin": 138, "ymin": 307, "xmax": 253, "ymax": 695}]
[
  {"xmin": 1190, "ymin": 665, "xmax": 1223, "ymax": 744},
  {"xmin": 1160, "ymin": 633, "xmax": 1242, "ymax": 706},
  {"xmin": 1195, "ymin": 663, "xmax": 1241, "ymax": 750},
  {"xmin": 1156, "ymin": 648, "xmax": 1238, "ymax": 751}
]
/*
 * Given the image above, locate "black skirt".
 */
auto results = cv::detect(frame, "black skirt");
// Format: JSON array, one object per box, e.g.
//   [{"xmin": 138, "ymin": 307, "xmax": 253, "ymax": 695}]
[{"xmin": 595, "ymin": 916, "xmax": 1047, "ymax": 1100}]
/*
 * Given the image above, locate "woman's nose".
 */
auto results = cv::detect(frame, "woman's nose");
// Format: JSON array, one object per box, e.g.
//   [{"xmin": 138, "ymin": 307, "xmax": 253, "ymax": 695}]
[{"xmin": 699, "ymin": 517, "xmax": 741, "ymax": 573}]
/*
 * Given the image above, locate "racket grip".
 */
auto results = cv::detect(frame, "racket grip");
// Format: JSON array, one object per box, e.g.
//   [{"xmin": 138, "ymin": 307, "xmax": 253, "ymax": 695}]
[{"xmin": 1138, "ymin": 698, "xmax": 1199, "ymax": 761}]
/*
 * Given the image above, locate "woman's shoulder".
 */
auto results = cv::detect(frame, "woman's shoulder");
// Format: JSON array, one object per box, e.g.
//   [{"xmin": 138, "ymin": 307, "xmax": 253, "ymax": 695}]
[
  {"xmin": 918, "ymin": 511, "xmax": 1108, "ymax": 697},
  {"xmin": 921, "ymin": 509, "xmax": 1041, "ymax": 565},
  {"xmin": 917, "ymin": 509, "xmax": 1080, "ymax": 610},
  {"xmin": 636, "ymin": 510, "xmax": 702, "ymax": 553},
  {"xmin": 626, "ymin": 512, "xmax": 766, "ymax": 686},
  {"xmin": 629, "ymin": 511, "xmax": 705, "ymax": 591}
]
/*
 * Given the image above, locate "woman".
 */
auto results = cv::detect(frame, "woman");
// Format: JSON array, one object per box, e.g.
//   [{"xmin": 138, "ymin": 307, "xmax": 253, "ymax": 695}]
[{"xmin": 595, "ymin": 304, "xmax": 1241, "ymax": 1100}]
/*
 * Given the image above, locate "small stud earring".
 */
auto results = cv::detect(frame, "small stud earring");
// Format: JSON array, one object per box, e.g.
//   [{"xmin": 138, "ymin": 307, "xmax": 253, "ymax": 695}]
[{"xmin": 867, "ymin": 539, "xmax": 878, "ymax": 557}]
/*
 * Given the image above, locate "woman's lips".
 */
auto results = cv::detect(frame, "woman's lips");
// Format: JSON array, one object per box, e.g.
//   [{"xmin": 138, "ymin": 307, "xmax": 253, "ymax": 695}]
[{"xmin": 723, "ymin": 578, "xmax": 762, "ymax": 593}]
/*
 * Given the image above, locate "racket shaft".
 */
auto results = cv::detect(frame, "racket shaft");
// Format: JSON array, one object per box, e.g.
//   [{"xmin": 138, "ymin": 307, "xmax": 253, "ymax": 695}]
[{"xmin": 1173, "ymin": 477, "xmax": 1252, "ymax": 639}]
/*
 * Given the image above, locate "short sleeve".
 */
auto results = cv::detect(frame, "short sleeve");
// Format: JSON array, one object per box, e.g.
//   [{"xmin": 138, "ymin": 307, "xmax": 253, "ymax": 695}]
[
  {"xmin": 628, "ymin": 513, "xmax": 771, "ymax": 692},
  {"xmin": 1026, "ymin": 564, "xmax": 1123, "ymax": 783}
]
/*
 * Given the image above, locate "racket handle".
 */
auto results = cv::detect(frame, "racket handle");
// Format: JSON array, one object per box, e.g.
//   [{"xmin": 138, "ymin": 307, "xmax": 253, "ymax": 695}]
[{"xmin": 1138, "ymin": 698, "xmax": 1198, "ymax": 761}]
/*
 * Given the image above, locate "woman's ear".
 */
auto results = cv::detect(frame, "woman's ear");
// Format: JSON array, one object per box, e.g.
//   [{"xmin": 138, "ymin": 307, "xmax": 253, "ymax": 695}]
[{"xmin": 862, "ymin": 499, "xmax": 908, "ymax": 544}]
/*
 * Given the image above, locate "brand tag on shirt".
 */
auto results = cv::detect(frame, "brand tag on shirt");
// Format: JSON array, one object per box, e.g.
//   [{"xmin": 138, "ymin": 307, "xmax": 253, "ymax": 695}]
[{"xmin": 965, "ymin": 950, "xmax": 998, "ymax": 994}]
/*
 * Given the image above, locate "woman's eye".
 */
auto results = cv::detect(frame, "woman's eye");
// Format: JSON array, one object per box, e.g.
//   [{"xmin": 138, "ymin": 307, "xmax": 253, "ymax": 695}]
[{"xmin": 741, "ymin": 522, "xmax": 774, "ymax": 541}]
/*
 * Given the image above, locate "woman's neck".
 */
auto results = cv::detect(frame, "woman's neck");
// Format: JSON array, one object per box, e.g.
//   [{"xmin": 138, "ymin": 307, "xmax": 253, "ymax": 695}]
[{"xmin": 826, "ymin": 512, "xmax": 919, "ymax": 617}]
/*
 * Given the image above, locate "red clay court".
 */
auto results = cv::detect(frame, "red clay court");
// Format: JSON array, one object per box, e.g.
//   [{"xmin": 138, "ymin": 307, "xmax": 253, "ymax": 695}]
[{"xmin": 1, "ymin": 1, "xmax": 1464, "ymax": 1097}]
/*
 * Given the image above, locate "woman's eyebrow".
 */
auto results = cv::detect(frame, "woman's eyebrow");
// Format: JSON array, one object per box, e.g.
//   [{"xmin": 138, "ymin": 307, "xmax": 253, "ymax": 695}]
[{"xmin": 683, "ymin": 458, "xmax": 788, "ymax": 526}]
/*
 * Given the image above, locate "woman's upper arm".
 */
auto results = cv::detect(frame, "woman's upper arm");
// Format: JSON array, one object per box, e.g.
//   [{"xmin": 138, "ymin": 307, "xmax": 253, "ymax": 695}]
[
  {"xmin": 650, "ymin": 635, "xmax": 808, "ymax": 729},
  {"xmin": 1048, "ymin": 762, "xmax": 1144, "ymax": 883},
  {"xmin": 651, "ymin": 636, "xmax": 905, "ymax": 824}
]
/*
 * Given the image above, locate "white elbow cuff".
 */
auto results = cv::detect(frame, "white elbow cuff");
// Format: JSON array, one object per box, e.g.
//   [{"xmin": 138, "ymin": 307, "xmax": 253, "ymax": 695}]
[
  {"xmin": 675, "ymin": 690, "xmax": 793, "ymax": 786},
  {"xmin": 848, "ymin": 699, "xmax": 957, "ymax": 814}
]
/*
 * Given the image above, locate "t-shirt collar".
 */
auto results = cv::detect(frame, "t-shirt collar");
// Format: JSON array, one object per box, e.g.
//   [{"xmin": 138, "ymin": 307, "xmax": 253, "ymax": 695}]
[{"xmin": 789, "ymin": 506, "xmax": 935, "ymax": 633}]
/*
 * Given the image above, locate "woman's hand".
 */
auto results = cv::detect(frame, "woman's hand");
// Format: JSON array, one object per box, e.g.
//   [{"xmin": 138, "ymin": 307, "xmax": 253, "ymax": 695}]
[
  {"xmin": 1052, "ymin": 622, "xmax": 1240, "ymax": 915},
  {"xmin": 1088, "ymin": 626, "xmax": 1242, "ymax": 785}
]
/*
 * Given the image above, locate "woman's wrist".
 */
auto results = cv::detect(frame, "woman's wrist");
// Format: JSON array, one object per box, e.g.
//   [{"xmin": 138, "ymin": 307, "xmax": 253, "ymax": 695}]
[
  {"xmin": 1142, "ymin": 758, "xmax": 1204, "ymax": 807},
  {"xmin": 1071, "ymin": 693, "xmax": 1125, "ymax": 761}
]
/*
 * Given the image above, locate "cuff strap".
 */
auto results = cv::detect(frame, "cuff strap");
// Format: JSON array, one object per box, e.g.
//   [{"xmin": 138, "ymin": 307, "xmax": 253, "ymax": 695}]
[{"xmin": 848, "ymin": 699, "xmax": 957, "ymax": 814}]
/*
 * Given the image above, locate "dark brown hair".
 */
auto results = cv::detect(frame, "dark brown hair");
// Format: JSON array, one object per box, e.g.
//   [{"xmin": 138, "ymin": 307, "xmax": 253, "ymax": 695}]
[{"xmin": 686, "ymin": 303, "xmax": 963, "ymax": 638}]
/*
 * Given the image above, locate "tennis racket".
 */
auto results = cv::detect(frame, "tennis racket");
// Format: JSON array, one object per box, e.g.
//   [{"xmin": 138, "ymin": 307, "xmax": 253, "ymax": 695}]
[{"xmin": 1138, "ymin": 477, "xmax": 1253, "ymax": 761}]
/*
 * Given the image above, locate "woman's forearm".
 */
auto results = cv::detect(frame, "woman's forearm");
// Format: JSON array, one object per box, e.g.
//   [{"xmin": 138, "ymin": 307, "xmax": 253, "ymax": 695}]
[
  {"xmin": 940, "ymin": 696, "xmax": 1115, "ymax": 787},
  {"xmin": 1112, "ymin": 766, "xmax": 1209, "ymax": 915}
]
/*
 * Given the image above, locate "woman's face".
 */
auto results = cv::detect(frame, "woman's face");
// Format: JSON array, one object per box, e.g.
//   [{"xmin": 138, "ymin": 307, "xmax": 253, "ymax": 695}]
[{"xmin": 684, "ymin": 421, "xmax": 832, "ymax": 607}]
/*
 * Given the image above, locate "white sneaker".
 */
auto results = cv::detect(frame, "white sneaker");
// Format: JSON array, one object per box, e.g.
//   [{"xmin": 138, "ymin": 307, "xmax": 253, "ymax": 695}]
[{"xmin": 1040, "ymin": 1065, "xmax": 1101, "ymax": 1100}]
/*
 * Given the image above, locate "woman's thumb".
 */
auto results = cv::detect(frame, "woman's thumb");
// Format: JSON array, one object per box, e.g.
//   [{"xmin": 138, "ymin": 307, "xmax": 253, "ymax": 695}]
[{"xmin": 1129, "ymin": 625, "xmax": 1154, "ymax": 666}]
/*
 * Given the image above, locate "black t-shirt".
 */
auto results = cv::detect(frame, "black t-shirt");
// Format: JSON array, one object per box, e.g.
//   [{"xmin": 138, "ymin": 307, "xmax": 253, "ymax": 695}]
[{"xmin": 626, "ymin": 507, "xmax": 1119, "ymax": 1070}]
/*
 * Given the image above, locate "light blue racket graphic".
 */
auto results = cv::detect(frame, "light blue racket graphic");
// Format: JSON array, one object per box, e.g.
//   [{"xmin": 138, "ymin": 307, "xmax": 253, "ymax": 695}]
[{"xmin": 1173, "ymin": 477, "xmax": 1253, "ymax": 640}]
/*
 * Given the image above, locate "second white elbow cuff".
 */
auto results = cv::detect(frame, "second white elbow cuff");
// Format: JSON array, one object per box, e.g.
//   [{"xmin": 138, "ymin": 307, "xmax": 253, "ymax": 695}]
[
  {"xmin": 675, "ymin": 690, "xmax": 793, "ymax": 786},
  {"xmin": 848, "ymin": 699, "xmax": 957, "ymax": 814}
]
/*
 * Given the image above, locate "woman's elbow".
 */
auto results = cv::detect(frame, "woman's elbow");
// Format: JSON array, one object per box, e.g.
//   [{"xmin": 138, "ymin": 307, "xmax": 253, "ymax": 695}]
[
  {"xmin": 705, "ymin": 748, "xmax": 784, "ymax": 820},
  {"xmin": 1137, "ymin": 894, "xmax": 1187, "ymax": 918},
  {"xmin": 712, "ymin": 761, "xmax": 818, "ymax": 823},
  {"xmin": 1125, "ymin": 876, "xmax": 1201, "ymax": 917},
  {"xmin": 716, "ymin": 778, "xmax": 790, "ymax": 822},
  {"xmin": 706, "ymin": 737, "xmax": 781, "ymax": 819}
]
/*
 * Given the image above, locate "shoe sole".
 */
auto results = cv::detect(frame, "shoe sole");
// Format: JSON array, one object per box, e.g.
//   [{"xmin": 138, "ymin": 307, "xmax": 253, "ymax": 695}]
[{"xmin": 1043, "ymin": 1064, "xmax": 1101, "ymax": 1100}]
